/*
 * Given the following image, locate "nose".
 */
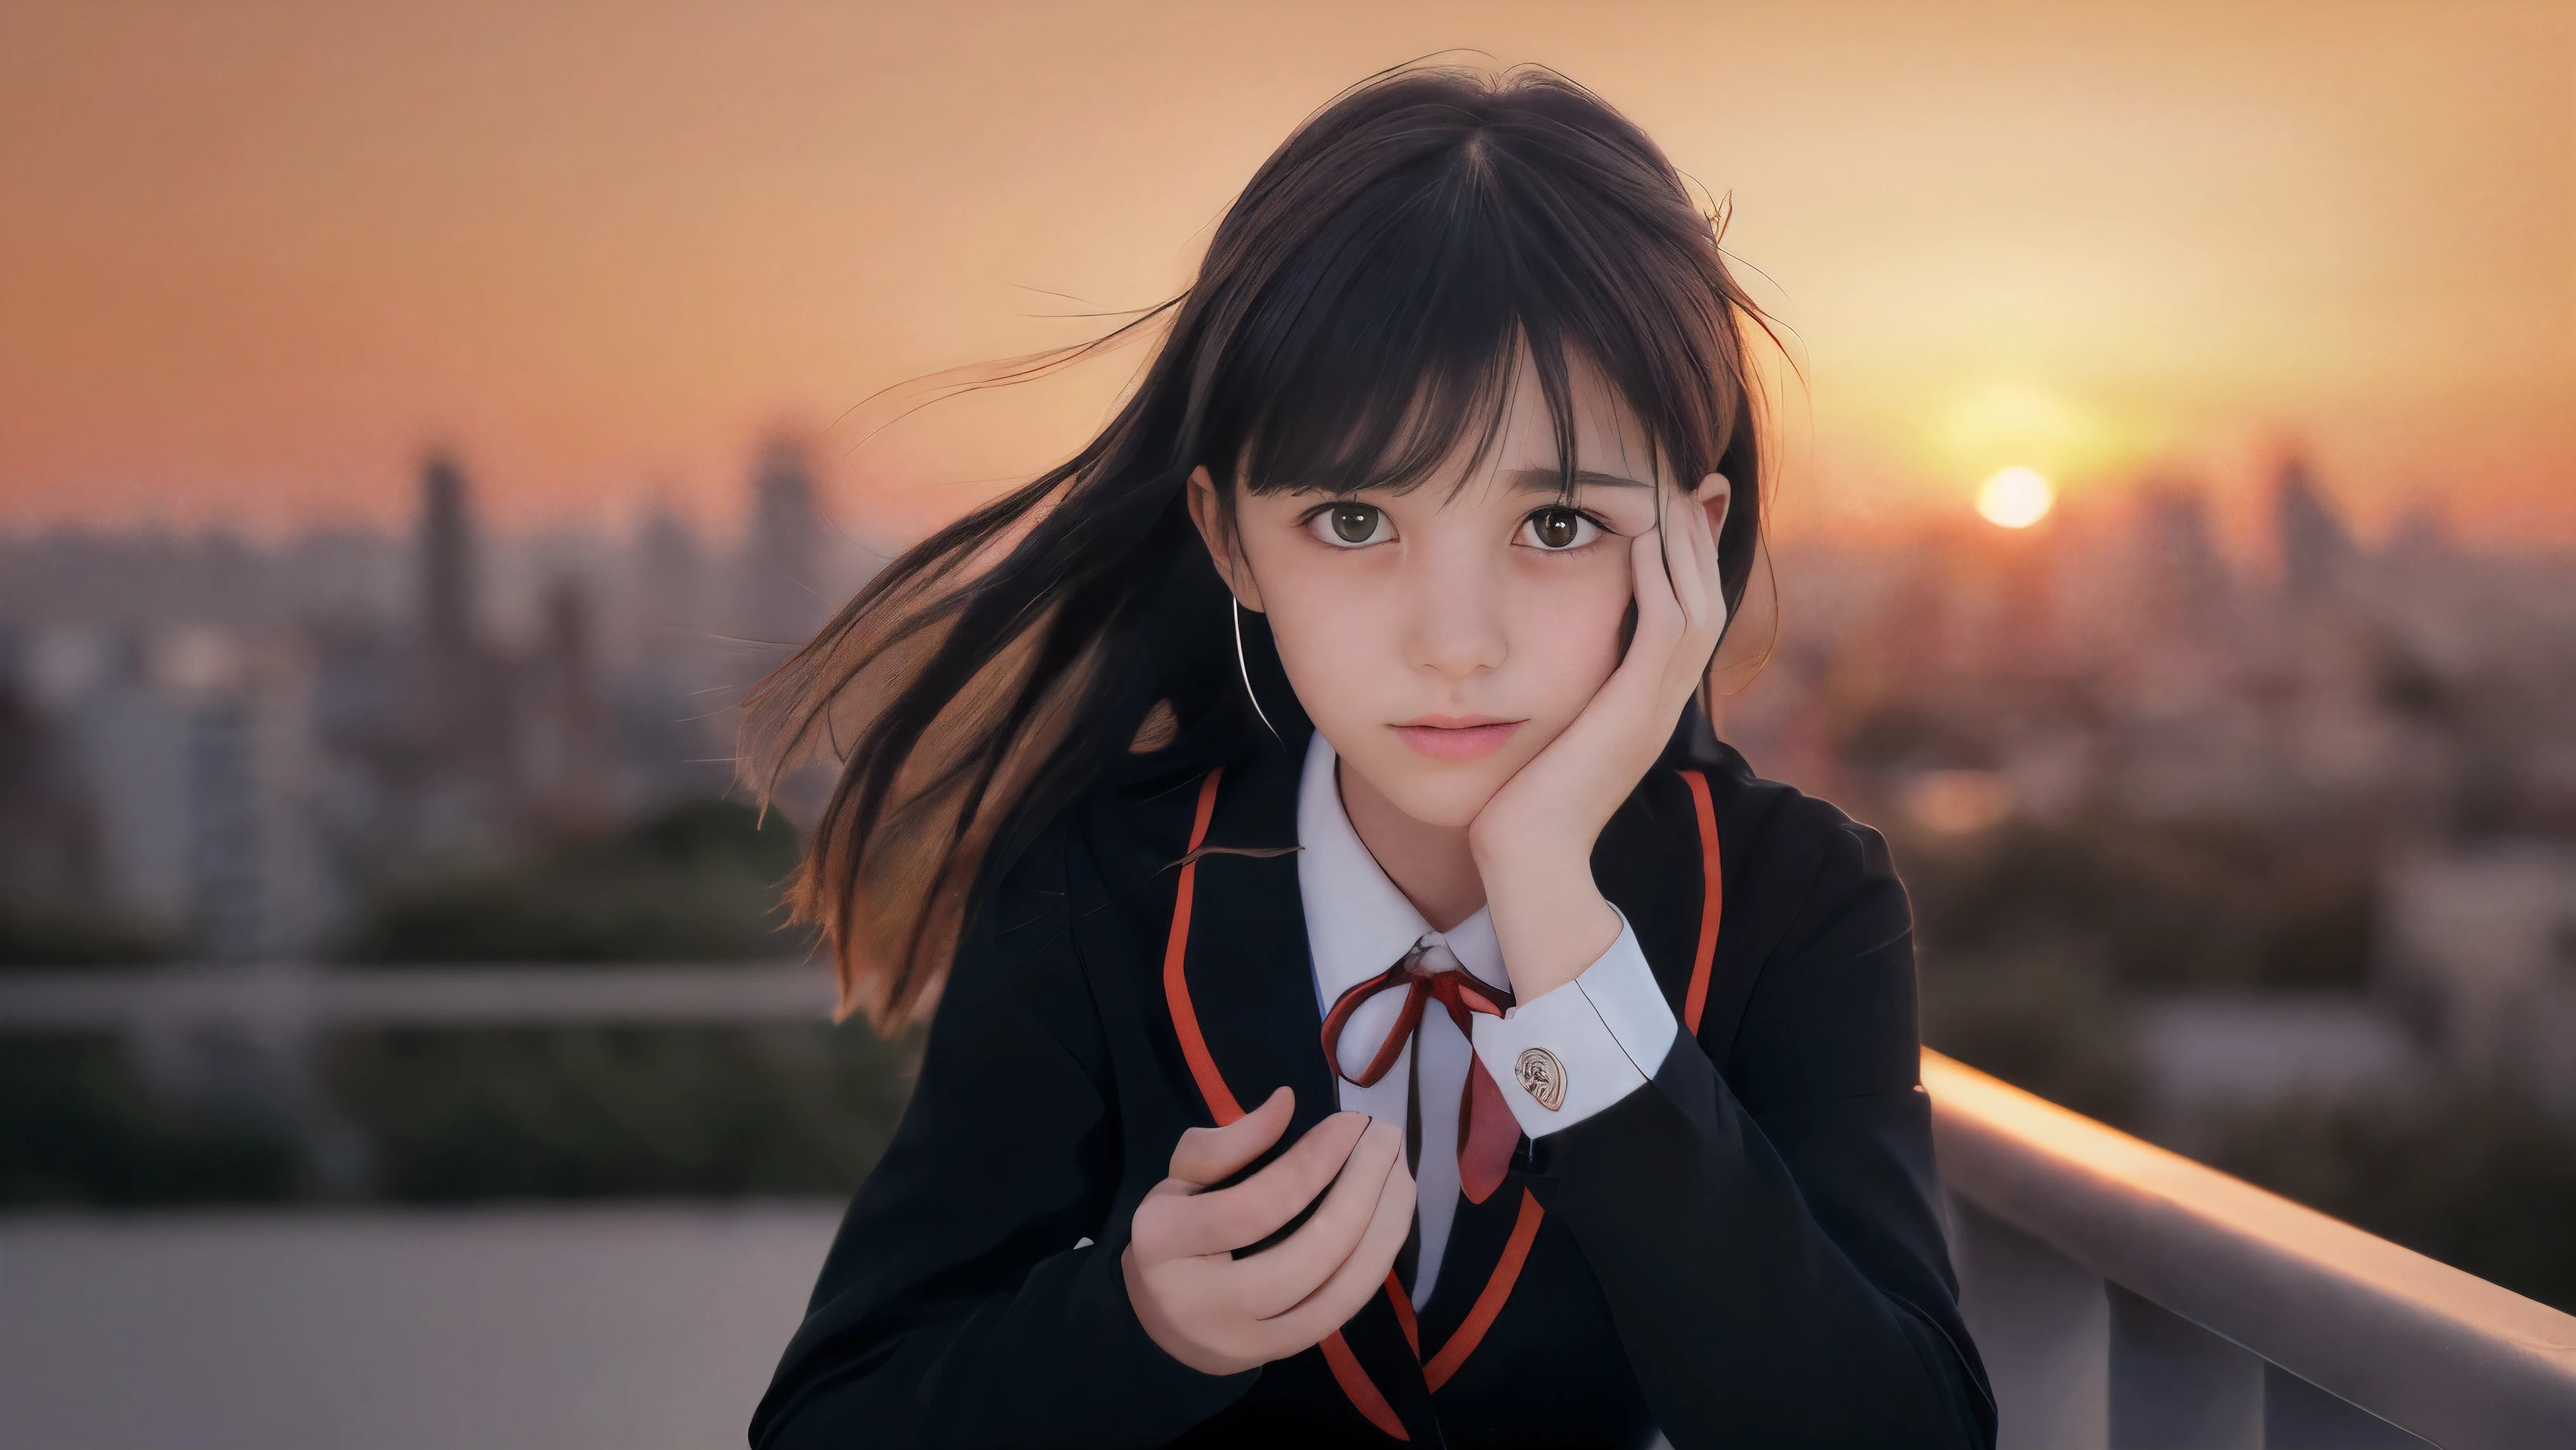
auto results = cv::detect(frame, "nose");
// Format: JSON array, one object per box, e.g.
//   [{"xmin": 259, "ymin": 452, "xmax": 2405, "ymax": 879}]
[{"xmin": 1401, "ymin": 544, "xmax": 1507, "ymax": 681}]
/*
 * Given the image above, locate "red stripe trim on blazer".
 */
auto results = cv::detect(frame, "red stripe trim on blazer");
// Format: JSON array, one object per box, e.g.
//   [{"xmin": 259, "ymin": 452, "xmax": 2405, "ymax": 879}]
[
  {"xmin": 1163, "ymin": 769, "xmax": 1240, "ymax": 1121},
  {"xmin": 1682, "ymin": 767, "xmax": 1722, "ymax": 1034},
  {"xmin": 1385, "ymin": 1273, "xmax": 1420, "ymax": 1357},
  {"xmin": 1397, "ymin": 768, "xmax": 1723, "ymax": 1389},
  {"xmin": 1422, "ymin": 1187, "xmax": 1547, "ymax": 1391},
  {"xmin": 1158, "ymin": 766, "xmax": 1723, "ymax": 1435},
  {"xmin": 1162, "ymin": 768, "xmax": 1408, "ymax": 1440}
]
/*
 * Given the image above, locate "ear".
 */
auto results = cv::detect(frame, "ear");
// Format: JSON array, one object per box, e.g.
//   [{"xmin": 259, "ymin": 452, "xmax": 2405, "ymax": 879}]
[
  {"xmin": 1694, "ymin": 472, "xmax": 1733, "ymax": 541},
  {"xmin": 1185, "ymin": 465, "xmax": 1266, "ymax": 612}
]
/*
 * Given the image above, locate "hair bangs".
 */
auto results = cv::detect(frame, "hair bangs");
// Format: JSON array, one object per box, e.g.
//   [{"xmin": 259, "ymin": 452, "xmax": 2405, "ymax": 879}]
[
  {"xmin": 1196, "ymin": 96, "xmax": 1740, "ymax": 513},
  {"xmin": 1219, "ymin": 160, "xmax": 1525, "ymax": 499}
]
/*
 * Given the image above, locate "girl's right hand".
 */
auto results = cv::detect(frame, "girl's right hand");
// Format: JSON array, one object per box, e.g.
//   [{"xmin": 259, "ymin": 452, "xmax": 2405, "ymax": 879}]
[{"xmin": 1122, "ymin": 1086, "xmax": 1415, "ymax": 1375}]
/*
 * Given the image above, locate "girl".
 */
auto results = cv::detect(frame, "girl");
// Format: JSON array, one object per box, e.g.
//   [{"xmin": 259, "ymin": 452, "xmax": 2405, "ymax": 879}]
[{"xmin": 745, "ymin": 65, "xmax": 1993, "ymax": 1449}]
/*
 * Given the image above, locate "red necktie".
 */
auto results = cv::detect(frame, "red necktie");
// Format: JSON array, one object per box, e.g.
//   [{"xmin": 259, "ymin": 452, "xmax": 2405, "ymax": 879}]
[{"xmin": 1319, "ymin": 944, "xmax": 1521, "ymax": 1204}]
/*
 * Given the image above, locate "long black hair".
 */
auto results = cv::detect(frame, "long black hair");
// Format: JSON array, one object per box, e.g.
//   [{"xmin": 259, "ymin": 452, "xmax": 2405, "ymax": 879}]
[{"xmin": 741, "ymin": 62, "xmax": 1774, "ymax": 1029}]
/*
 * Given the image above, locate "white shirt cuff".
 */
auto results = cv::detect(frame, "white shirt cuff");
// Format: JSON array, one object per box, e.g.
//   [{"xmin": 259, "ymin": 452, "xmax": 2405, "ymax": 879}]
[{"xmin": 1470, "ymin": 908, "xmax": 1678, "ymax": 1138}]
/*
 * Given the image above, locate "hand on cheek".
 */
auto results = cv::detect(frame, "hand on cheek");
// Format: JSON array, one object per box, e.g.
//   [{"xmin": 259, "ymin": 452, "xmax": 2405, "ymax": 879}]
[{"xmin": 1468, "ymin": 473, "xmax": 1730, "ymax": 1001}]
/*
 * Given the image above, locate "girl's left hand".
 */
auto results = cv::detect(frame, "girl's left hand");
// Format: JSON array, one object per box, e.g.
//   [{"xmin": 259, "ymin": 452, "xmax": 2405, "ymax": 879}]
[{"xmin": 1467, "ymin": 472, "xmax": 1730, "ymax": 1001}]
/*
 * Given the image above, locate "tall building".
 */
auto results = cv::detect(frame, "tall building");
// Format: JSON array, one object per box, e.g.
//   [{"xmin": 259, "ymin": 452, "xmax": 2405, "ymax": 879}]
[
  {"xmin": 737, "ymin": 433, "xmax": 829, "ymax": 650},
  {"xmin": 2384, "ymin": 844, "xmax": 2576, "ymax": 1113},
  {"xmin": 2274, "ymin": 455, "xmax": 2358, "ymax": 601},
  {"xmin": 0, "ymin": 629, "xmax": 104, "ymax": 912},
  {"xmin": 405, "ymin": 451, "xmax": 513, "ymax": 857},
  {"xmin": 621, "ymin": 501, "xmax": 738, "ymax": 805},
  {"xmin": 2135, "ymin": 482, "xmax": 2232, "ymax": 639},
  {"xmin": 521, "ymin": 578, "xmax": 616, "ymax": 834},
  {"xmin": 637, "ymin": 499, "xmax": 708, "ymax": 638},
  {"xmin": 55, "ymin": 627, "xmax": 332, "ymax": 959},
  {"xmin": 419, "ymin": 452, "xmax": 478, "ymax": 658}
]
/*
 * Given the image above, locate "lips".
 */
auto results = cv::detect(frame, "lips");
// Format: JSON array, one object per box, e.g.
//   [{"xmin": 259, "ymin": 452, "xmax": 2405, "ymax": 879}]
[{"xmin": 1389, "ymin": 717, "xmax": 1524, "ymax": 760}]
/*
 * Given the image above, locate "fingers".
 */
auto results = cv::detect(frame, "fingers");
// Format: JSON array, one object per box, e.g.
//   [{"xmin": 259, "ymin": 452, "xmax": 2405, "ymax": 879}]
[
  {"xmin": 1627, "ymin": 515, "xmax": 1685, "ymax": 664},
  {"xmin": 1166, "ymin": 1085, "xmax": 1294, "ymax": 1188},
  {"xmin": 1677, "ymin": 473, "xmax": 1724, "ymax": 639},
  {"xmin": 1692, "ymin": 475, "xmax": 1730, "ymax": 645},
  {"xmin": 1259, "ymin": 1138, "xmax": 1419, "ymax": 1343},
  {"xmin": 1649, "ymin": 473, "xmax": 1726, "ymax": 681},
  {"xmin": 1226, "ymin": 1118, "xmax": 1405, "ymax": 1316},
  {"xmin": 1123, "ymin": 1094, "xmax": 1415, "ymax": 1378},
  {"xmin": 1625, "ymin": 471, "xmax": 1732, "ymax": 683},
  {"xmin": 1165, "ymin": 1111, "xmax": 1373, "ymax": 1259}
]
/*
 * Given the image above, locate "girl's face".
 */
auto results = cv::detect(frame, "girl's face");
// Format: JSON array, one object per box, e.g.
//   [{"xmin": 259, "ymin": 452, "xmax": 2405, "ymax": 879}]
[{"xmin": 1190, "ymin": 356, "xmax": 1697, "ymax": 830}]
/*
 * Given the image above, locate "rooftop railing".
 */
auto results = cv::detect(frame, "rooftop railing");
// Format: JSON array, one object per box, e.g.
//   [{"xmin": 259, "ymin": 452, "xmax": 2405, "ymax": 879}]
[
  {"xmin": 1929, "ymin": 1049, "xmax": 2576, "ymax": 1449},
  {"xmin": 0, "ymin": 959, "xmax": 832, "ymax": 1034},
  {"xmin": 6, "ymin": 969, "xmax": 2574, "ymax": 1447}
]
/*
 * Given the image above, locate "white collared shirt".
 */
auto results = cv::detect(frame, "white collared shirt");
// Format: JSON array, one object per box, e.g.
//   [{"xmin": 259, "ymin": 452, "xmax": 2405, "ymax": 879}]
[{"xmin": 1296, "ymin": 730, "xmax": 1678, "ymax": 1309}]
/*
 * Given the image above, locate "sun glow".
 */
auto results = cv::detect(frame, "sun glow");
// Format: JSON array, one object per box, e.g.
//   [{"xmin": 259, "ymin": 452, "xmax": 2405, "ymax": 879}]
[{"xmin": 1976, "ymin": 466, "xmax": 2054, "ymax": 528}]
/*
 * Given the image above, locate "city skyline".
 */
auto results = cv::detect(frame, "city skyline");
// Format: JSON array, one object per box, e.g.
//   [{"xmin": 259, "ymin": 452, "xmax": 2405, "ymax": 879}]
[
  {"xmin": 8, "ymin": 13, "xmax": 2576, "ymax": 1431},
  {"xmin": 2, "ymin": 3, "xmax": 2570, "ymax": 552}
]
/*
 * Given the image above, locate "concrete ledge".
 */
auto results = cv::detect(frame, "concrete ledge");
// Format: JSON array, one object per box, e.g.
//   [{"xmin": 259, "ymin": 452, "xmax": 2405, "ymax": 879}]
[{"xmin": 1926, "ymin": 1048, "xmax": 2576, "ymax": 1449}]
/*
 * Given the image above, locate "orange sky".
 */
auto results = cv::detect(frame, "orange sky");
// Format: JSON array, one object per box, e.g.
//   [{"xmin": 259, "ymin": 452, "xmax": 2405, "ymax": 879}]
[{"xmin": 2, "ymin": 1, "xmax": 2569, "ymax": 551}]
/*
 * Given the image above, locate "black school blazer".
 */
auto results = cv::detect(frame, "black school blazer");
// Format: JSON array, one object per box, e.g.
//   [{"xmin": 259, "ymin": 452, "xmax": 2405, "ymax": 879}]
[{"xmin": 752, "ymin": 703, "xmax": 1996, "ymax": 1449}]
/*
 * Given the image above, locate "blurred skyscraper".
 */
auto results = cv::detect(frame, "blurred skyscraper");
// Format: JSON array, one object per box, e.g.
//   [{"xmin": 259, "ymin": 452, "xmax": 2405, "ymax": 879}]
[
  {"xmin": 420, "ymin": 453, "xmax": 478, "ymax": 660},
  {"xmin": 0, "ymin": 432, "xmax": 897, "ymax": 964},
  {"xmin": 401, "ymin": 452, "xmax": 516, "ymax": 859},
  {"xmin": 52, "ymin": 627, "xmax": 332, "ymax": 960},
  {"xmin": 738, "ymin": 433, "xmax": 830, "ymax": 651},
  {"xmin": 638, "ymin": 499, "xmax": 708, "ymax": 641},
  {"xmin": 2274, "ymin": 455, "xmax": 2359, "ymax": 600},
  {"xmin": 520, "ymin": 579, "xmax": 616, "ymax": 834},
  {"xmin": 2134, "ymin": 481, "xmax": 2232, "ymax": 640}
]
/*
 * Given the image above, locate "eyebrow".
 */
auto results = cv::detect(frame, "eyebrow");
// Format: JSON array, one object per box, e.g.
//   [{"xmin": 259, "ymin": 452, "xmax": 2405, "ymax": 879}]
[{"xmin": 1505, "ymin": 467, "xmax": 1653, "ymax": 494}]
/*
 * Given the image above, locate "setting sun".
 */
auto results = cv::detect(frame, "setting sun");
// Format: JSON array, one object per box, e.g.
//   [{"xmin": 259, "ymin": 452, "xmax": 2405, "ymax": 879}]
[{"xmin": 1976, "ymin": 466, "xmax": 2053, "ymax": 528}]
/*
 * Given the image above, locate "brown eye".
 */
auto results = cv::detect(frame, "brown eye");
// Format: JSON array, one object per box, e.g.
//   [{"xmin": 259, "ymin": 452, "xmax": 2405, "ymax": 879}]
[
  {"xmin": 1524, "ymin": 506, "xmax": 1597, "ymax": 550},
  {"xmin": 1329, "ymin": 504, "xmax": 1382, "ymax": 544}
]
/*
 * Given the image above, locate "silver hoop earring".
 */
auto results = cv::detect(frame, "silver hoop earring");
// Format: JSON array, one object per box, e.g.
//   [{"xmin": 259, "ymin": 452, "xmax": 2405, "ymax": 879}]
[{"xmin": 1232, "ymin": 598, "xmax": 1282, "ymax": 743}]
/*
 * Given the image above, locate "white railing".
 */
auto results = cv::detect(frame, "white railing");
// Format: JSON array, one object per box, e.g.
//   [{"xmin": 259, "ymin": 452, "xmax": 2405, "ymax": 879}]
[
  {"xmin": 1929, "ymin": 1049, "xmax": 2576, "ymax": 1449},
  {"xmin": 0, "ymin": 960, "xmax": 832, "ymax": 1034},
  {"xmin": 8, "ymin": 970, "xmax": 2574, "ymax": 1447}
]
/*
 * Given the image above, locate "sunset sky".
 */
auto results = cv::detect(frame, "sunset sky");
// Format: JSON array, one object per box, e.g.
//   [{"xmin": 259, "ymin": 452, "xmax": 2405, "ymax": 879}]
[{"xmin": 2, "ymin": 1, "xmax": 2569, "ymax": 553}]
